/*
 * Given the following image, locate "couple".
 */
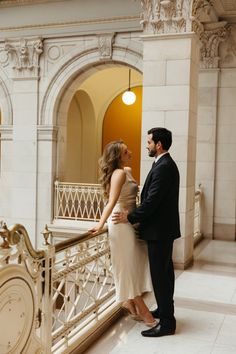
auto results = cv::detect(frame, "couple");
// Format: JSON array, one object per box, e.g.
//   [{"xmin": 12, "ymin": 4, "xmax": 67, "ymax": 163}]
[{"xmin": 90, "ymin": 127, "xmax": 181, "ymax": 337}]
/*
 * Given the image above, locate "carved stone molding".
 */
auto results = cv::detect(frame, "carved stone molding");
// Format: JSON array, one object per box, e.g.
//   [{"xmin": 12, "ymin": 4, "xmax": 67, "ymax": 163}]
[
  {"xmin": 221, "ymin": 25, "xmax": 236, "ymax": 66},
  {"xmin": 4, "ymin": 37, "xmax": 43, "ymax": 78},
  {"xmin": 139, "ymin": 0, "xmax": 213, "ymax": 37},
  {"xmin": 97, "ymin": 33, "xmax": 115, "ymax": 60},
  {"xmin": 37, "ymin": 126, "xmax": 58, "ymax": 141},
  {"xmin": 0, "ymin": 0, "xmax": 62, "ymax": 7},
  {"xmin": 200, "ymin": 21, "xmax": 228, "ymax": 69},
  {"xmin": 0, "ymin": 125, "xmax": 13, "ymax": 141}
]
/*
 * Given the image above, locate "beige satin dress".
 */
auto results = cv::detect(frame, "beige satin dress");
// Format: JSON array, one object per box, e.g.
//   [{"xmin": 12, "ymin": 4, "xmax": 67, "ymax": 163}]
[{"xmin": 108, "ymin": 168, "xmax": 152, "ymax": 302}]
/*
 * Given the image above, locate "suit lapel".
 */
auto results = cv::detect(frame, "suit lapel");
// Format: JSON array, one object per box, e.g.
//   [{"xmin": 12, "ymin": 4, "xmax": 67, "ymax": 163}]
[
  {"xmin": 141, "ymin": 163, "xmax": 154, "ymax": 200},
  {"xmin": 141, "ymin": 153, "xmax": 170, "ymax": 201}
]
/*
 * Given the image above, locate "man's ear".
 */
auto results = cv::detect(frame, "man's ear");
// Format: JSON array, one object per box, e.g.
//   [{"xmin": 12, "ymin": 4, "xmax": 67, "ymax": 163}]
[{"xmin": 156, "ymin": 141, "xmax": 162, "ymax": 149}]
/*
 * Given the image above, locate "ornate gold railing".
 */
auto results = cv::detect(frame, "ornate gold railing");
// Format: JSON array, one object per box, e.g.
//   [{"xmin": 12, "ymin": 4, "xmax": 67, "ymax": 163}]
[
  {"xmin": 0, "ymin": 223, "xmax": 117, "ymax": 354},
  {"xmin": 51, "ymin": 228, "xmax": 116, "ymax": 353},
  {"xmin": 0, "ymin": 223, "xmax": 47, "ymax": 353}
]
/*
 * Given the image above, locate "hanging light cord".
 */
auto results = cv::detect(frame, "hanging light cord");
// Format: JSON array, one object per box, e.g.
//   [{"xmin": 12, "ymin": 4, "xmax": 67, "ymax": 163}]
[{"xmin": 128, "ymin": 69, "xmax": 131, "ymax": 91}]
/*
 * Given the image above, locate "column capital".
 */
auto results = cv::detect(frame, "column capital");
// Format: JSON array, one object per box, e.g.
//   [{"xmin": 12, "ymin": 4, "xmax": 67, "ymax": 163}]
[
  {"xmin": 139, "ymin": 0, "xmax": 214, "ymax": 37},
  {"xmin": 200, "ymin": 21, "xmax": 229, "ymax": 69},
  {"xmin": 4, "ymin": 37, "xmax": 43, "ymax": 79}
]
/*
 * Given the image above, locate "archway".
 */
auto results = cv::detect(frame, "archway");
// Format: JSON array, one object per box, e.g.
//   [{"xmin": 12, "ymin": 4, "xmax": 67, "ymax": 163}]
[{"xmin": 52, "ymin": 64, "xmax": 142, "ymax": 183}]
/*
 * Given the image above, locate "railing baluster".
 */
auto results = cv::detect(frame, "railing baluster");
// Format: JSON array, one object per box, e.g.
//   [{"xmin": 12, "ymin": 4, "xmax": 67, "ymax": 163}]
[{"xmin": 54, "ymin": 181, "xmax": 105, "ymax": 221}]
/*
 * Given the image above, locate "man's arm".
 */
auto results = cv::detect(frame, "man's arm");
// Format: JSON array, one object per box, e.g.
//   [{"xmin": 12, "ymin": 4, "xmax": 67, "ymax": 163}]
[
  {"xmin": 128, "ymin": 165, "xmax": 171, "ymax": 224},
  {"xmin": 112, "ymin": 164, "xmax": 171, "ymax": 225}
]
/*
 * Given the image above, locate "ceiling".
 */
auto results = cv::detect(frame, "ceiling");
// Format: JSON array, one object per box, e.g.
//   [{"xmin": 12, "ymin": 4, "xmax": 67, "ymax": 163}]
[
  {"xmin": 1, "ymin": 0, "xmax": 236, "ymax": 24},
  {"xmin": 213, "ymin": 0, "xmax": 236, "ymax": 22}
]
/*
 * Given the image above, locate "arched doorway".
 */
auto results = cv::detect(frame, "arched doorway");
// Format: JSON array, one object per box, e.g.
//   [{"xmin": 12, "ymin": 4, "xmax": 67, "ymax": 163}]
[{"xmin": 65, "ymin": 90, "xmax": 96, "ymax": 183}]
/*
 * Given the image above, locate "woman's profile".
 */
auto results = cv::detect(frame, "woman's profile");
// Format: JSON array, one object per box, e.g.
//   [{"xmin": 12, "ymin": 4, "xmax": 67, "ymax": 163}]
[{"xmin": 90, "ymin": 140, "xmax": 156, "ymax": 326}]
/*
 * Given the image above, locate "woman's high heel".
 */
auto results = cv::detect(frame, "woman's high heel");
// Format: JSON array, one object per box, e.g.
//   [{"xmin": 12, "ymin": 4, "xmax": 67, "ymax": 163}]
[
  {"xmin": 121, "ymin": 302, "xmax": 142, "ymax": 321},
  {"xmin": 144, "ymin": 319, "xmax": 158, "ymax": 327},
  {"xmin": 137, "ymin": 311, "xmax": 158, "ymax": 327}
]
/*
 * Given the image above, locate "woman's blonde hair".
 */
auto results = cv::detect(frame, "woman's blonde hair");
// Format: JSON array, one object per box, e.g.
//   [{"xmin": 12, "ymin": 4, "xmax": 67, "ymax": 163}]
[{"xmin": 99, "ymin": 140, "xmax": 124, "ymax": 199}]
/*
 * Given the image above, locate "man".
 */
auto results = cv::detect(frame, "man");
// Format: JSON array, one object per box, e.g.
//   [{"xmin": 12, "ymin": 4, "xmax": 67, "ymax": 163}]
[{"xmin": 112, "ymin": 127, "xmax": 181, "ymax": 337}]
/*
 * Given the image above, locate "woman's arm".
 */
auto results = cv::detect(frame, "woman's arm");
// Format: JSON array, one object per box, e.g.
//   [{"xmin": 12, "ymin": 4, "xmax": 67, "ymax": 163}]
[{"xmin": 89, "ymin": 169, "xmax": 126, "ymax": 233}]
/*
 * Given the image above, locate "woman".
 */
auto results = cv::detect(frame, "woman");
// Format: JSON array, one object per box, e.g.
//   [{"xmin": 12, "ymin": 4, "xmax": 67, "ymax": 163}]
[{"xmin": 90, "ymin": 140, "xmax": 156, "ymax": 326}]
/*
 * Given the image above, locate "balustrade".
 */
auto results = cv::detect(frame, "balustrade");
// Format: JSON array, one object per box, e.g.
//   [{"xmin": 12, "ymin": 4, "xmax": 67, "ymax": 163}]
[
  {"xmin": 0, "ymin": 223, "xmax": 116, "ymax": 354},
  {"xmin": 0, "ymin": 183, "xmax": 202, "ymax": 353}
]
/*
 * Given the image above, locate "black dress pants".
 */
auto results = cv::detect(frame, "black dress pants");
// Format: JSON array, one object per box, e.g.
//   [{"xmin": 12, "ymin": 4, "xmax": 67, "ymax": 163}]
[{"xmin": 147, "ymin": 238, "xmax": 176, "ymax": 329}]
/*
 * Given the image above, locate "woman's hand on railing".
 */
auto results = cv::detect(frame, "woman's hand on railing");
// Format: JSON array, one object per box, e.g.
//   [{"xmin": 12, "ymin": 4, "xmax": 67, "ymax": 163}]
[{"xmin": 89, "ymin": 222, "xmax": 104, "ymax": 235}]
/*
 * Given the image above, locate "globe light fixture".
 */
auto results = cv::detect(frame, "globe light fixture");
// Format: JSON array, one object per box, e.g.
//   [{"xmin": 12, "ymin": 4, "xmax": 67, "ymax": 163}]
[{"xmin": 122, "ymin": 69, "xmax": 136, "ymax": 105}]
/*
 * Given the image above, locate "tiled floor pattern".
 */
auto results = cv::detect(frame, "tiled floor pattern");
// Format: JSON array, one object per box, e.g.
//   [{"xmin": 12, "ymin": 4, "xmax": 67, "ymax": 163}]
[{"xmin": 84, "ymin": 240, "xmax": 236, "ymax": 354}]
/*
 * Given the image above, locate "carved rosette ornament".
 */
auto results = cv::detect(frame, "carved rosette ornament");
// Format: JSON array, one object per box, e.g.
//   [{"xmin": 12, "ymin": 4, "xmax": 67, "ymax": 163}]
[
  {"xmin": 4, "ymin": 37, "xmax": 43, "ymax": 78},
  {"xmin": 139, "ymin": 0, "xmax": 213, "ymax": 37},
  {"xmin": 200, "ymin": 22, "xmax": 228, "ymax": 69},
  {"xmin": 97, "ymin": 33, "xmax": 115, "ymax": 60}
]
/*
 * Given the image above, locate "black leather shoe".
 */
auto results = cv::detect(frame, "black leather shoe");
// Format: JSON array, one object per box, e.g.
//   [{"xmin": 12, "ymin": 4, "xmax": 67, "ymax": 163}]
[
  {"xmin": 150, "ymin": 308, "xmax": 160, "ymax": 319},
  {"xmin": 141, "ymin": 323, "xmax": 175, "ymax": 337}
]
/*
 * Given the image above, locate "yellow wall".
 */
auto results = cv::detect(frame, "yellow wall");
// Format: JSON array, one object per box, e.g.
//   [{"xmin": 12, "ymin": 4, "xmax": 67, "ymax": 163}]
[{"xmin": 102, "ymin": 86, "xmax": 142, "ymax": 183}]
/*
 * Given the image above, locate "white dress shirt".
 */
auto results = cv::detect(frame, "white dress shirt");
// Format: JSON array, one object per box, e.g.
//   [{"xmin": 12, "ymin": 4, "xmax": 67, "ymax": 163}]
[{"xmin": 154, "ymin": 151, "xmax": 169, "ymax": 163}]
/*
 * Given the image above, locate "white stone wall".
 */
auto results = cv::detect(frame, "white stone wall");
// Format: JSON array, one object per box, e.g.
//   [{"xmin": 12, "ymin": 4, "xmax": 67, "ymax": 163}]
[{"xmin": 0, "ymin": 24, "xmax": 144, "ymax": 245}]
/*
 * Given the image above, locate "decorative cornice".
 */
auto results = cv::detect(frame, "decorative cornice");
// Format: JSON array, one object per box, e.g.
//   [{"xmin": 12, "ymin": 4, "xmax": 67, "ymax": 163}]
[
  {"xmin": 0, "ymin": 0, "xmax": 63, "ymax": 7},
  {"xmin": 97, "ymin": 33, "xmax": 115, "ymax": 60},
  {"xmin": 200, "ymin": 21, "xmax": 228, "ymax": 69},
  {"xmin": 139, "ymin": 0, "xmax": 213, "ymax": 37},
  {"xmin": 0, "ymin": 16, "xmax": 140, "ymax": 33}
]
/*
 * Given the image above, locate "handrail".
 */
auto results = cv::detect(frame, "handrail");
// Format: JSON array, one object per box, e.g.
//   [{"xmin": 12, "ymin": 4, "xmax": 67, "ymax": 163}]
[
  {"xmin": 194, "ymin": 184, "xmax": 202, "ymax": 241},
  {"xmin": 54, "ymin": 227, "xmax": 108, "ymax": 253},
  {"xmin": 54, "ymin": 180, "xmax": 101, "ymax": 187},
  {"xmin": 0, "ymin": 223, "xmax": 45, "ymax": 259}
]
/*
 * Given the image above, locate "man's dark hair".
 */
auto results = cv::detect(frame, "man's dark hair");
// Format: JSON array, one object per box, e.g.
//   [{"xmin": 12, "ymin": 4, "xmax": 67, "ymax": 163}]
[{"xmin": 148, "ymin": 127, "xmax": 172, "ymax": 150}]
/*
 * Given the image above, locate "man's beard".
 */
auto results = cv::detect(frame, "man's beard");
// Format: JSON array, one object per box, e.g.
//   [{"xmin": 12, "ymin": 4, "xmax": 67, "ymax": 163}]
[{"xmin": 148, "ymin": 148, "xmax": 156, "ymax": 157}]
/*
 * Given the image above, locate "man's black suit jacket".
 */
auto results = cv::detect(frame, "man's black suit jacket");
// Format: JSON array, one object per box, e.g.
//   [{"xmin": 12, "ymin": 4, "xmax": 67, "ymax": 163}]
[{"xmin": 127, "ymin": 153, "xmax": 181, "ymax": 241}]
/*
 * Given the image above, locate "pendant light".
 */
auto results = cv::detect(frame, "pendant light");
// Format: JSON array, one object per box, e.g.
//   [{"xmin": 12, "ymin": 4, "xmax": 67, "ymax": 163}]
[{"xmin": 122, "ymin": 69, "xmax": 136, "ymax": 105}]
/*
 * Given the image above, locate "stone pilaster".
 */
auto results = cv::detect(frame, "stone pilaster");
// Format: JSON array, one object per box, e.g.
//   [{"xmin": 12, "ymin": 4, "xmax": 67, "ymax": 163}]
[
  {"xmin": 139, "ymin": 0, "xmax": 206, "ymax": 268},
  {"xmin": 196, "ymin": 69, "xmax": 219, "ymax": 239},
  {"xmin": 36, "ymin": 126, "xmax": 58, "ymax": 247},
  {"xmin": 3, "ymin": 37, "xmax": 43, "ymax": 244},
  {"xmin": 196, "ymin": 22, "xmax": 228, "ymax": 239}
]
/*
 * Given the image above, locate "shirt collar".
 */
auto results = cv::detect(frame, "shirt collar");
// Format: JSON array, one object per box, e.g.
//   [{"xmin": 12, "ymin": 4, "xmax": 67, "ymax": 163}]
[{"xmin": 154, "ymin": 151, "xmax": 168, "ymax": 163}]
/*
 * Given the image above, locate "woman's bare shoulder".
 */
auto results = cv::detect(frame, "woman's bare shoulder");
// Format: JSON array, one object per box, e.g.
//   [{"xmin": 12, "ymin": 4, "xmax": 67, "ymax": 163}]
[
  {"xmin": 111, "ymin": 169, "xmax": 126, "ymax": 185},
  {"xmin": 112, "ymin": 168, "xmax": 126, "ymax": 178}
]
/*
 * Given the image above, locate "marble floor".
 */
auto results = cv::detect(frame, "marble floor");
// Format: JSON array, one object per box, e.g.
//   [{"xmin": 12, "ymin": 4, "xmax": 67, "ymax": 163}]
[{"xmin": 84, "ymin": 239, "xmax": 236, "ymax": 354}]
